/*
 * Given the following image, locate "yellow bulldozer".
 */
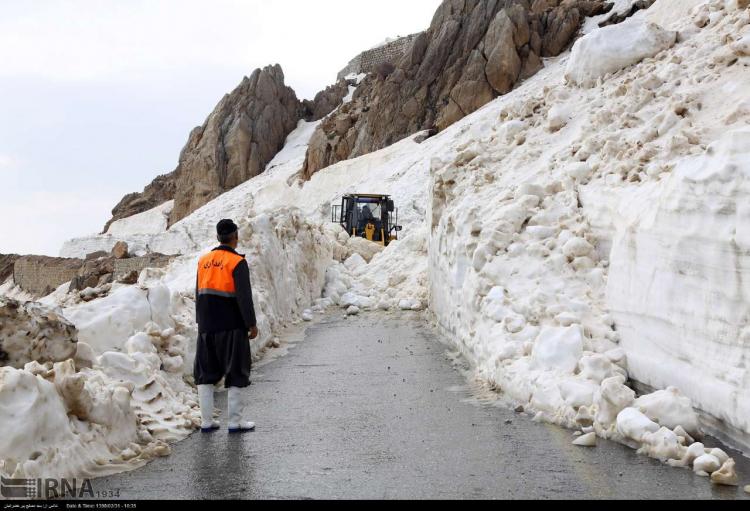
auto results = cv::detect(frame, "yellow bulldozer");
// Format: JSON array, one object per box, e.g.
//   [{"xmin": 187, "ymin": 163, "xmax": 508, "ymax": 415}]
[{"xmin": 332, "ymin": 194, "xmax": 402, "ymax": 247}]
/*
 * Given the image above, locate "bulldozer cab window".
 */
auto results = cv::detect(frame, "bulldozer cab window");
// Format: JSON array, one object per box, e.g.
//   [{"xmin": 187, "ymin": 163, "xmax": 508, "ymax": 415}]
[{"xmin": 357, "ymin": 202, "xmax": 381, "ymax": 221}]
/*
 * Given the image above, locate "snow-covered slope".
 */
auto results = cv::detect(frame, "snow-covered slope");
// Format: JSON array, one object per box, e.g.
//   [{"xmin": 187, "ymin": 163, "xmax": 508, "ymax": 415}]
[
  {"xmin": 425, "ymin": 0, "xmax": 750, "ymax": 473},
  {"xmin": 107, "ymin": 201, "xmax": 174, "ymax": 237}
]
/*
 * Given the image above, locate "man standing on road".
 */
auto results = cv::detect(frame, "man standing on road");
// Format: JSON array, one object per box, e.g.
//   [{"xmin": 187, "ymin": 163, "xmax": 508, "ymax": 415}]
[{"xmin": 194, "ymin": 219, "xmax": 259, "ymax": 434}]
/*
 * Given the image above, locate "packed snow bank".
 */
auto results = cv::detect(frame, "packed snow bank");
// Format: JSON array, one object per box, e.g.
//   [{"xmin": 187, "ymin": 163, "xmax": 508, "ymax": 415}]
[
  {"xmin": 2, "ymin": 208, "xmax": 338, "ymax": 480},
  {"xmin": 565, "ymin": 19, "xmax": 676, "ymax": 87},
  {"xmin": 2, "ymin": 120, "xmax": 344, "ymax": 480},
  {"xmin": 608, "ymin": 129, "xmax": 750, "ymax": 445},
  {"xmin": 423, "ymin": 0, "xmax": 749, "ymax": 482},
  {"xmin": 0, "ymin": 299, "xmax": 173, "ymax": 479},
  {"xmin": 107, "ymin": 200, "xmax": 174, "ymax": 237},
  {"xmin": 0, "ymin": 298, "xmax": 78, "ymax": 368},
  {"xmin": 0, "ymin": 364, "xmax": 145, "ymax": 480},
  {"xmin": 63, "ymin": 286, "xmax": 168, "ymax": 354}
]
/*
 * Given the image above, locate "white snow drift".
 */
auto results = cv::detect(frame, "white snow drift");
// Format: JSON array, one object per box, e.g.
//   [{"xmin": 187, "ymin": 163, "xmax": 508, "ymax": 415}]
[{"xmin": 565, "ymin": 19, "xmax": 677, "ymax": 87}]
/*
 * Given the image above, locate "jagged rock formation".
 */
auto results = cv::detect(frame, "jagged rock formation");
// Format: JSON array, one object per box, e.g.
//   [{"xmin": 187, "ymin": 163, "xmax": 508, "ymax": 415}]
[
  {"xmin": 302, "ymin": 0, "xmax": 611, "ymax": 178},
  {"xmin": 167, "ymin": 64, "xmax": 303, "ymax": 224},
  {"xmin": 105, "ymin": 174, "xmax": 175, "ymax": 234},
  {"xmin": 105, "ymin": 64, "xmax": 315, "ymax": 229},
  {"xmin": 0, "ymin": 297, "xmax": 78, "ymax": 369},
  {"xmin": 598, "ymin": 0, "xmax": 656, "ymax": 27},
  {"xmin": 303, "ymin": 79, "xmax": 351, "ymax": 121}
]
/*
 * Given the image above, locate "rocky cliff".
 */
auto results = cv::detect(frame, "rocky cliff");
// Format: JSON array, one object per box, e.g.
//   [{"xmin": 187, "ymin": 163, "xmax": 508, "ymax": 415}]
[
  {"xmin": 302, "ymin": 0, "xmax": 611, "ymax": 178},
  {"xmin": 105, "ymin": 174, "xmax": 175, "ymax": 234},
  {"xmin": 105, "ymin": 64, "xmax": 352, "ymax": 230},
  {"xmin": 303, "ymin": 79, "xmax": 351, "ymax": 122},
  {"xmin": 167, "ymin": 64, "xmax": 303, "ymax": 224}
]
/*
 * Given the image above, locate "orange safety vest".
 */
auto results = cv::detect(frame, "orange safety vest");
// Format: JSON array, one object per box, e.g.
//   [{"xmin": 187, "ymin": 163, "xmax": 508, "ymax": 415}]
[{"xmin": 197, "ymin": 249, "xmax": 245, "ymax": 298}]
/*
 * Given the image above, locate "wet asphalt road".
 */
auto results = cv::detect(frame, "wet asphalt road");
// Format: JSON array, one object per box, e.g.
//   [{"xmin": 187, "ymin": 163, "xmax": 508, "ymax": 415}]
[{"xmin": 96, "ymin": 313, "xmax": 750, "ymax": 500}]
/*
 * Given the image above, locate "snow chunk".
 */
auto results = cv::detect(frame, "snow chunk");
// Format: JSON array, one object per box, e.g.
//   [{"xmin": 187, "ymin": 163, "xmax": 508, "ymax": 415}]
[
  {"xmin": 399, "ymin": 298, "xmax": 423, "ymax": 311},
  {"xmin": 596, "ymin": 376, "xmax": 636, "ymax": 427},
  {"xmin": 64, "ymin": 286, "xmax": 172, "ymax": 354},
  {"xmin": 340, "ymin": 293, "xmax": 374, "ymax": 310},
  {"xmin": 573, "ymin": 432, "xmax": 597, "ymax": 447},
  {"xmin": 107, "ymin": 201, "xmax": 174, "ymax": 236},
  {"xmin": 694, "ymin": 454, "xmax": 721, "ymax": 475},
  {"xmin": 531, "ymin": 326, "xmax": 584, "ymax": 373},
  {"xmin": 616, "ymin": 407, "xmax": 660, "ymax": 443},
  {"xmin": 548, "ymin": 104, "xmax": 573, "ymax": 132},
  {"xmin": 566, "ymin": 21, "xmax": 677, "ymax": 87},
  {"xmin": 344, "ymin": 253, "xmax": 367, "ymax": 272},
  {"xmin": 633, "ymin": 387, "xmax": 700, "ymax": 437},
  {"xmin": 732, "ymin": 34, "xmax": 750, "ymax": 56},
  {"xmin": 565, "ymin": 162, "xmax": 593, "ymax": 182},
  {"xmin": 562, "ymin": 237, "xmax": 595, "ymax": 259}
]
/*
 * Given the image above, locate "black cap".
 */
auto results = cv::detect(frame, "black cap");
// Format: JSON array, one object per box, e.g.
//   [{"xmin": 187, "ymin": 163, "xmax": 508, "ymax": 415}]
[{"xmin": 217, "ymin": 219, "xmax": 238, "ymax": 236}]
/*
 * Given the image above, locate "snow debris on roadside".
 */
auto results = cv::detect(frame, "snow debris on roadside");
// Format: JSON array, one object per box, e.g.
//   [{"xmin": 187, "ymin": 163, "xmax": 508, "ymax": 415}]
[{"xmin": 427, "ymin": 0, "xmax": 750, "ymax": 484}]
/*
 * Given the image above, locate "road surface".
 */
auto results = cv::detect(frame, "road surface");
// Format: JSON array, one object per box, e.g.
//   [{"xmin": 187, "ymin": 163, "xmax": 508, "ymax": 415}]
[{"xmin": 96, "ymin": 313, "xmax": 750, "ymax": 500}]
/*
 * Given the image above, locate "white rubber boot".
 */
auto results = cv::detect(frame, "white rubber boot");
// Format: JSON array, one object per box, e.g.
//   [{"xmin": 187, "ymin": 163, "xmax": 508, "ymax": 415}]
[
  {"xmin": 227, "ymin": 387, "xmax": 255, "ymax": 433},
  {"xmin": 198, "ymin": 385, "xmax": 220, "ymax": 433}
]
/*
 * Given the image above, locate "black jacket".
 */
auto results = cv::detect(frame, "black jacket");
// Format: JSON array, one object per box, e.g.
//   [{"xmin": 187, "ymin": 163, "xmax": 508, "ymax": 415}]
[{"xmin": 196, "ymin": 246, "xmax": 257, "ymax": 334}]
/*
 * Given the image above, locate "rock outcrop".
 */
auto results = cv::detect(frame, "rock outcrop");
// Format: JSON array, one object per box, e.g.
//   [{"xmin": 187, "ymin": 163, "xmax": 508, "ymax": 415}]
[
  {"xmin": 68, "ymin": 250, "xmax": 174, "ymax": 294},
  {"xmin": 168, "ymin": 64, "xmax": 303, "ymax": 224},
  {"xmin": 111, "ymin": 241, "xmax": 129, "ymax": 260},
  {"xmin": 303, "ymin": 0, "xmax": 612, "ymax": 178},
  {"xmin": 68, "ymin": 256, "xmax": 115, "ymax": 292},
  {"xmin": 104, "ymin": 174, "xmax": 175, "ymax": 234},
  {"xmin": 0, "ymin": 297, "xmax": 78, "ymax": 369},
  {"xmin": 303, "ymin": 79, "xmax": 351, "ymax": 121},
  {"xmin": 105, "ymin": 64, "xmax": 306, "ymax": 229},
  {"xmin": 598, "ymin": 0, "xmax": 656, "ymax": 27}
]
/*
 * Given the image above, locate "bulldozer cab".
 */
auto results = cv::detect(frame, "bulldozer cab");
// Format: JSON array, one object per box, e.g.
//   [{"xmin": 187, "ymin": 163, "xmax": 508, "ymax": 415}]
[{"xmin": 332, "ymin": 194, "xmax": 402, "ymax": 246}]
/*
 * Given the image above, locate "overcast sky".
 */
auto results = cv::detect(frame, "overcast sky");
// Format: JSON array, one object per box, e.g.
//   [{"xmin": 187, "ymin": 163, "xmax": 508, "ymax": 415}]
[{"xmin": 0, "ymin": 0, "xmax": 440, "ymax": 256}]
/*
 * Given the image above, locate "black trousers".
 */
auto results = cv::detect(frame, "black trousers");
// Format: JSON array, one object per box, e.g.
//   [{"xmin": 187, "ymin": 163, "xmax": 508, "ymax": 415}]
[{"xmin": 194, "ymin": 329, "xmax": 251, "ymax": 388}]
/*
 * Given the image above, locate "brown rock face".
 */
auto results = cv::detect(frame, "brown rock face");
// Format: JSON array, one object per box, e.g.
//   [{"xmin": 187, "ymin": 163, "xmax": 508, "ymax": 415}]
[
  {"xmin": 302, "ymin": 0, "xmax": 611, "ymax": 178},
  {"xmin": 68, "ymin": 256, "xmax": 115, "ymax": 292},
  {"xmin": 598, "ymin": 0, "xmax": 656, "ymax": 27},
  {"xmin": 168, "ymin": 64, "xmax": 303, "ymax": 224},
  {"xmin": 104, "ymin": 174, "xmax": 175, "ymax": 234},
  {"xmin": 303, "ymin": 79, "xmax": 351, "ymax": 121},
  {"xmin": 105, "ymin": 64, "xmax": 305, "ymax": 230}
]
